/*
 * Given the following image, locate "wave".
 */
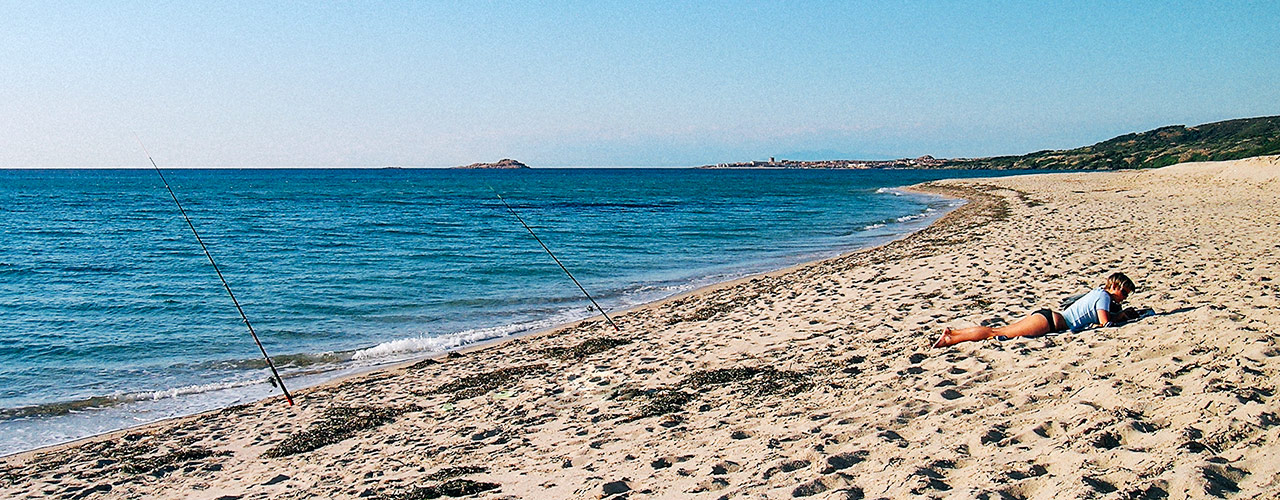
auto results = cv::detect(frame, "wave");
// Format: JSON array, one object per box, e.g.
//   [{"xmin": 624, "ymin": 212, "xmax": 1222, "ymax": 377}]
[
  {"xmin": 131, "ymin": 379, "xmax": 267, "ymax": 402},
  {"xmin": 351, "ymin": 316, "xmax": 569, "ymax": 362},
  {"xmin": 563, "ymin": 201, "xmax": 679, "ymax": 209},
  {"xmin": 620, "ymin": 281, "xmax": 696, "ymax": 300},
  {"xmin": 0, "ymin": 263, "xmax": 38, "ymax": 276},
  {"xmin": 0, "ymin": 378, "xmax": 269, "ymax": 421},
  {"xmin": 169, "ymin": 350, "xmax": 355, "ymax": 372},
  {"xmin": 351, "ymin": 333, "xmax": 492, "ymax": 361},
  {"xmin": 875, "ymin": 187, "xmax": 905, "ymax": 196},
  {"xmin": 22, "ymin": 229, "xmax": 87, "ymax": 237},
  {"xmin": 61, "ymin": 265, "xmax": 123, "ymax": 274},
  {"xmin": 0, "ymin": 314, "xmax": 585, "ymax": 421},
  {"xmin": 895, "ymin": 209, "xmax": 933, "ymax": 223},
  {"xmin": 270, "ymin": 351, "xmax": 354, "ymax": 368}
]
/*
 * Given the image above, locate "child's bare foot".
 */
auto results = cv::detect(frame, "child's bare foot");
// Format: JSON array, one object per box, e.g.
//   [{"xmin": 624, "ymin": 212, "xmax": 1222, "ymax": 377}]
[{"xmin": 933, "ymin": 328, "xmax": 953, "ymax": 348}]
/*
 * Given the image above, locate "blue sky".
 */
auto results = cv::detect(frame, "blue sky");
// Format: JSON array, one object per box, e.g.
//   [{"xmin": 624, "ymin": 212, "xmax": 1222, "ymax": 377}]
[{"xmin": 2, "ymin": 1, "xmax": 1277, "ymax": 167}]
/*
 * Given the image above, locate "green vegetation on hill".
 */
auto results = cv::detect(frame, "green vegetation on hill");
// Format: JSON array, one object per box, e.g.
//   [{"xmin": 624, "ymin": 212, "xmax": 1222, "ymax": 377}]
[{"xmin": 943, "ymin": 115, "xmax": 1280, "ymax": 170}]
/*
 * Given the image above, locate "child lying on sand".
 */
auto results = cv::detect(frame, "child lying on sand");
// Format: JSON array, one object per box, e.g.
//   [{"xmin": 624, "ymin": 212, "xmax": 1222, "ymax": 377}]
[{"xmin": 934, "ymin": 272, "xmax": 1144, "ymax": 348}]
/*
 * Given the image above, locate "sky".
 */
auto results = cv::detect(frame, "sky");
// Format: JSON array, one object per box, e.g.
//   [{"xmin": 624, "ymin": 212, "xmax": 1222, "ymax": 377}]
[{"xmin": 2, "ymin": 1, "xmax": 1278, "ymax": 167}]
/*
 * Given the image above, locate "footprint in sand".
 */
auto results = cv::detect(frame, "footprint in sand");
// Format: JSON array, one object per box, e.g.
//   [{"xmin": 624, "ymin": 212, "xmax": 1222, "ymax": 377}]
[
  {"xmin": 820, "ymin": 451, "xmax": 867, "ymax": 473},
  {"xmin": 762, "ymin": 458, "xmax": 810, "ymax": 479},
  {"xmin": 1090, "ymin": 431, "xmax": 1122, "ymax": 450},
  {"xmin": 981, "ymin": 426, "xmax": 1016, "ymax": 447},
  {"xmin": 1031, "ymin": 422, "xmax": 1057, "ymax": 439}
]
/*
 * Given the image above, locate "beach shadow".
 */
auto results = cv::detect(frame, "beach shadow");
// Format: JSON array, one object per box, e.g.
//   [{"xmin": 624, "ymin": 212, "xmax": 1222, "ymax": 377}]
[
  {"xmin": 1118, "ymin": 306, "xmax": 1195, "ymax": 327},
  {"xmin": 1157, "ymin": 306, "xmax": 1197, "ymax": 317}
]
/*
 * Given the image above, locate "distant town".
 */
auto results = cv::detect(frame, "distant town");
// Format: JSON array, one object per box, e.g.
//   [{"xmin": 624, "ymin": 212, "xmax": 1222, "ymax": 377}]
[{"xmin": 699, "ymin": 156, "xmax": 945, "ymax": 169}]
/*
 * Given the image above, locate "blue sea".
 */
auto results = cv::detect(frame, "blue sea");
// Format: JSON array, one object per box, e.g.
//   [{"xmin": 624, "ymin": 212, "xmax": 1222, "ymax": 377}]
[{"xmin": 0, "ymin": 167, "xmax": 1027, "ymax": 455}]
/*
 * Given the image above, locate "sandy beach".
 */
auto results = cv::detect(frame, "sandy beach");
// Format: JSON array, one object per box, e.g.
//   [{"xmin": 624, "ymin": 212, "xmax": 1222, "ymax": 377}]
[{"xmin": 4, "ymin": 157, "xmax": 1278, "ymax": 499}]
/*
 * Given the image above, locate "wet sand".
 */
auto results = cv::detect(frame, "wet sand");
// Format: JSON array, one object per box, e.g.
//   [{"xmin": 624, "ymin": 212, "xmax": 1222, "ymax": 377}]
[{"xmin": 3, "ymin": 156, "xmax": 1279, "ymax": 499}]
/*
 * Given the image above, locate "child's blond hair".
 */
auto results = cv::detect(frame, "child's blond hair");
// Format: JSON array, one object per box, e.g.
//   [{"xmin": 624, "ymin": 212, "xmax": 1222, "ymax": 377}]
[{"xmin": 1104, "ymin": 272, "xmax": 1136, "ymax": 292}]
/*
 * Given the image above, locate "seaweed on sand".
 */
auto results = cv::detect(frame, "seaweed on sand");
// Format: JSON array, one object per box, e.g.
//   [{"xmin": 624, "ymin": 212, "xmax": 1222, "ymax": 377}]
[
  {"xmin": 263, "ymin": 405, "xmax": 420, "ymax": 458},
  {"xmin": 378, "ymin": 479, "xmax": 501, "ymax": 500},
  {"xmin": 539, "ymin": 337, "xmax": 632, "ymax": 360},
  {"xmin": 5, "ymin": 432, "xmax": 229, "ymax": 483},
  {"xmin": 0, "ymin": 466, "xmax": 19, "ymax": 487},
  {"xmin": 633, "ymin": 389, "xmax": 698, "ymax": 419},
  {"xmin": 667, "ymin": 293, "xmax": 760, "ymax": 324},
  {"xmin": 425, "ymin": 466, "xmax": 488, "ymax": 482},
  {"xmin": 684, "ymin": 366, "xmax": 812, "ymax": 397},
  {"xmin": 430, "ymin": 363, "xmax": 548, "ymax": 401},
  {"xmin": 626, "ymin": 366, "xmax": 812, "ymax": 419},
  {"xmin": 119, "ymin": 446, "xmax": 228, "ymax": 475}
]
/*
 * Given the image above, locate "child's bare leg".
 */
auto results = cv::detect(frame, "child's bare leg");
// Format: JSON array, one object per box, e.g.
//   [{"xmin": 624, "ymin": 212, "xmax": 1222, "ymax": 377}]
[
  {"xmin": 995, "ymin": 314, "xmax": 1054, "ymax": 339},
  {"xmin": 934, "ymin": 325, "xmax": 995, "ymax": 347},
  {"xmin": 935, "ymin": 313, "xmax": 1054, "ymax": 348}
]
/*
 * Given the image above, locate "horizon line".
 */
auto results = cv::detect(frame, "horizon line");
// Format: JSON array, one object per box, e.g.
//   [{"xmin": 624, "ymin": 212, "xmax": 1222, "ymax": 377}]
[{"xmin": 0, "ymin": 165, "xmax": 704, "ymax": 170}]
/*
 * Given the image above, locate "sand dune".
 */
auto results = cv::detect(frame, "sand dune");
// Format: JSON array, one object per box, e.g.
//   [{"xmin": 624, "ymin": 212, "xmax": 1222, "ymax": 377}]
[{"xmin": 3, "ymin": 156, "xmax": 1278, "ymax": 499}]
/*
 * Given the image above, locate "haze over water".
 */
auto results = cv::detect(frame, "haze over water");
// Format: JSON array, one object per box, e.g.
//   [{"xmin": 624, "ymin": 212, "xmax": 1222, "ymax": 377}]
[{"xmin": 0, "ymin": 167, "xmax": 1032, "ymax": 455}]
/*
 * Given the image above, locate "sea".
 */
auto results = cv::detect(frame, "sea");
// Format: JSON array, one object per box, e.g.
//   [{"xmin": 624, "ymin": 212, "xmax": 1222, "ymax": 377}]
[{"xmin": 0, "ymin": 167, "xmax": 1033, "ymax": 456}]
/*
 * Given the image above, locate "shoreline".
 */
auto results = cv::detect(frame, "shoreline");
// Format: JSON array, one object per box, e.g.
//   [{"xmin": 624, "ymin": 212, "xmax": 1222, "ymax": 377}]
[
  {"xmin": 0, "ymin": 185, "xmax": 967, "ymax": 460},
  {"xmin": 5, "ymin": 157, "xmax": 1278, "ymax": 499}
]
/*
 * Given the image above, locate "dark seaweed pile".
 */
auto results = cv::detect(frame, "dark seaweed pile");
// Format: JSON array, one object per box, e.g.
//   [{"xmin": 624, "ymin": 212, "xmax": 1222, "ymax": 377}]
[
  {"xmin": 666, "ymin": 294, "xmax": 757, "ymax": 324},
  {"xmin": 0, "ymin": 431, "xmax": 228, "ymax": 491},
  {"xmin": 377, "ymin": 479, "xmax": 501, "ymax": 500},
  {"xmin": 424, "ymin": 466, "xmax": 487, "ymax": 482},
  {"xmin": 683, "ymin": 367, "xmax": 811, "ymax": 396},
  {"xmin": 622, "ymin": 366, "xmax": 812, "ymax": 419},
  {"xmin": 429, "ymin": 363, "xmax": 548, "ymax": 401},
  {"xmin": 633, "ymin": 389, "xmax": 698, "ymax": 419},
  {"xmin": 119, "ymin": 446, "xmax": 224, "ymax": 475},
  {"xmin": 539, "ymin": 337, "xmax": 632, "ymax": 360},
  {"xmin": 263, "ymin": 405, "xmax": 419, "ymax": 458}
]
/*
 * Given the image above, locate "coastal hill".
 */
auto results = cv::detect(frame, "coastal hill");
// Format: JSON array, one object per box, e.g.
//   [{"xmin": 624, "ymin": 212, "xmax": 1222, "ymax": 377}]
[
  {"xmin": 701, "ymin": 115, "xmax": 1280, "ymax": 170},
  {"xmin": 451, "ymin": 159, "xmax": 530, "ymax": 169},
  {"xmin": 945, "ymin": 115, "xmax": 1280, "ymax": 170}
]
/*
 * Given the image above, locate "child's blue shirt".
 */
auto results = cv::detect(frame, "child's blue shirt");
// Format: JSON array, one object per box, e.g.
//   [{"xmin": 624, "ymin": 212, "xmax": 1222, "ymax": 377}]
[{"xmin": 1062, "ymin": 287, "xmax": 1112, "ymax": 332}]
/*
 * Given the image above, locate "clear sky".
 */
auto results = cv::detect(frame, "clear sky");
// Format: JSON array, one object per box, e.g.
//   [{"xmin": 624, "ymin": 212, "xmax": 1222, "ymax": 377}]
[{"xmin": 2, "ymin": 1, "xmax": 1278, "ymax": 167}]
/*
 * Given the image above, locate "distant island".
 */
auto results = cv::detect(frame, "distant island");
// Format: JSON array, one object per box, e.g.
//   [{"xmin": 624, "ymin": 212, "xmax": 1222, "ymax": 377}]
[
  {"xmin": 452, "ymin": 159, "xmax": 530, "ymax": 169},
  {"xmin": 701, "ymin": 115, "xmax": 1280, "ymax": 170}
]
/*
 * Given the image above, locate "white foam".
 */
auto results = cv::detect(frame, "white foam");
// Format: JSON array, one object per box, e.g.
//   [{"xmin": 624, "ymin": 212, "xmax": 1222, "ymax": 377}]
[
  {"xmin": 876, "ymin": 187, "xmax": 905, "ymax": 196},
  {"xmin": 619, "ymin": 281, "xmax": 700, "ymax": 307},
  {"xmin": 353, "ymin": 331, "xmax": 490, "ymax": 361},
  {"xmin": 351, "ymin": 315, "xmax": 572, "ymax": 363},
  {"xmin": 134, "ymin": 378, "xmax": 266, "ymax": 402}
]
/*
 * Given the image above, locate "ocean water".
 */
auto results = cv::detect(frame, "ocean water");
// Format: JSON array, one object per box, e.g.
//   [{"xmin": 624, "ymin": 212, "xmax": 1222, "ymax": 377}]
[{"xmin": 0, "ymin": 167, "xmax": 1027, "ymax": 455}]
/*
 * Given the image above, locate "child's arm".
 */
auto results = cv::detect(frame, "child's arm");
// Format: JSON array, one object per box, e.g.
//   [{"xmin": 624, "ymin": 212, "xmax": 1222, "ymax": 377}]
[
  {"xmin": 1121, "ymin": 307, "xmax": 1142, "ymax": 321},
  {"xmin": 1097, "ymin": 308, "xmax": 1122, "ymax": 327}
]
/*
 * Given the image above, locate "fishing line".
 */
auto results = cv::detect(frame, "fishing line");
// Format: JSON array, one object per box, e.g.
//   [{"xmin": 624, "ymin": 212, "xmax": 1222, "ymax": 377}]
[
  {"xmin": 490, "ymin": 186, "xmax": 621, "ymax": 332},
  {"xmin": 137, "ymin": 136, "xmax": 295, "ymax": 406}
]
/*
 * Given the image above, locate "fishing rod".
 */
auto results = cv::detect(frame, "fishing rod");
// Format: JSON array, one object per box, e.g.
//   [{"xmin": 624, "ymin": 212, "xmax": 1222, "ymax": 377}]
[
  {"xmin": 490, "ymin": 187, "xmax": 621, "ymax": 332},
  {"xmin": 137, "ymin": 136, "xmax": 295, "ymax": 406}
]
